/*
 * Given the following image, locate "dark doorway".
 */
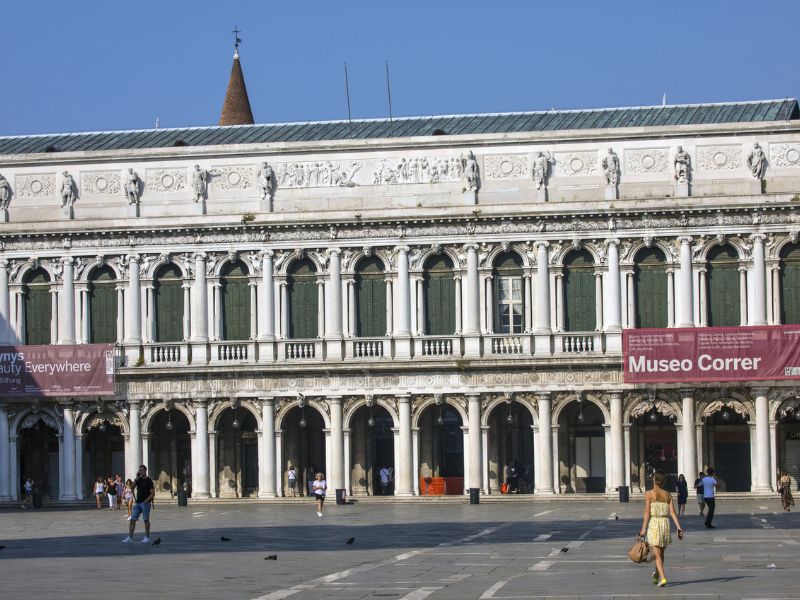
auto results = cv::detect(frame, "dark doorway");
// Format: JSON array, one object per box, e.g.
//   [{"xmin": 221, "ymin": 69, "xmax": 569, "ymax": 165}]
[
  {"xmin": 281, "ymin": 406, "xmax": 326, "ymax": 496},
  {"xmin": 19, "ymin": 419, "xmax": 59, "ymax": 499}
]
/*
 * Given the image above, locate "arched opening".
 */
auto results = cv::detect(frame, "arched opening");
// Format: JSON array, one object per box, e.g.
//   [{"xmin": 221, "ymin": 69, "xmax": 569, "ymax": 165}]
[
  {"xmin": 83, "ymin": 417, "xmax": 125, "ymax": 494},
  {"xmin": 348, "ymin": 405, "xmax": 395, "ymax": 495},
  {"xmin": 703, "ymin": 405, "xmax": 751, "ymax": 491},
  {"xmin": 154, "ymin": 264, "xmax": 184, "ymax": 342},
  {"xmin": 780, "ymin": 244, "xmax": 800, "ymax": 324},
  {"xmin": 281, "ymin": 405, "xmax": 325, "ymax": 496},
  {"xmin": 776, "ymin": 398, "xmax": 800, "ymax": 492},
  {"xmin": 88, "ymin": 266, "xmax": 118, "ymax": 343},
  {"xmin": 22, "ymin": 268, "xmax": 52, "ymax": 345},
  {"xmin": 487, "ymin": 402, "xmax": 534, "ymax": 494},
  {"xmin": 633, "ymin": 247, "xmax": 668, "ymax": 329},
  {"xmin": 18, "ymin": 417, "xmax": 59, "ymax": 499},
  {"xmin": 558, "ymin": 401, "xmax": 606, "ymax": 493},
  {"xmin": 418, "ymin": 403, "xmax": 464, "ymax": 495},
  {"xmin": 355, "ymin": 256, "xmax": 386, "ymax": 337},
  {"xmin": 563, "ymin": 250, "xmax": 596, "ymax": 332},
  {"xmin": 288, "ymin": 259, "xmax": 318, "ymax": 339},
  {"xmin": 707, "ymin": 245, "xmax": 740, "ymax": 327},
  {"xmin": 423, "ymin": 255, "xmax": 455, "ymax": 335},
  {"xmin": 493, "ymin": 253, "xmax": 524, "ymax": 333},
  {"xmin": 629, "ymin": 406, "xmax": 677, "ymax": 492},
  {"xmin": 214, "ymin": 406, "xmax": 258, "ymax": 497},
  {"xmin": 149, "ymin": 409, "xmax": 192, "ymax": 498},
  {"xmin": 220, "ymin": 261, "xmax": 251, "ymax": 341}
]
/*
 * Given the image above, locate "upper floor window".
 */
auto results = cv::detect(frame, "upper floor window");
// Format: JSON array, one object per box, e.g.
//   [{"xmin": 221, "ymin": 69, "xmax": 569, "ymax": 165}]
[
  {"xmin": 355, "ymin": 256, "xmax": 386, "ymax": 337},
  {"xmin": 154, "ymin": 263, "xmax": 183, "ymax": 343},
  {"xmin": 707, "ymin": 245, "xmax": 740, "ymax": 327},
  {"xmin": 493, "ymin": 252, "xmax": 523, "ymax": 334},
  {"xmin": 423, "ymin": 255, "xmax": 455, "ymax": 335},
  {"xmin": 633, "ymin": 248, "xmax": 667, "ymax": 329},
  {"xmin": 22, "ymin": 268, "xmax": 51, "ymax": 345},
  {"xmin": 220, "ymin": 261, "xmax": 250, "ymax": 341},
  {"xmin": 563, "ymin": 249, "xmax": 596, "ymax": 332},
  {"xmin": 780, "ymin": 243, "xmax": 800, "ymax": 325},
  {"xmin": 288, "ymin": 259, "xmax": 318, "ymax": 339},
  {"xmin": 88, "ymin": 266, "xmax": 117, "ymax": 343}
]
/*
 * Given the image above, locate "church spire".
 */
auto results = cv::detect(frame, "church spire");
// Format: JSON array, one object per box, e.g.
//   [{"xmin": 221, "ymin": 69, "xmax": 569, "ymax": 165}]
[{"xmin": 218, "ymin": 27, "xmax": 255, "ymax": 126}]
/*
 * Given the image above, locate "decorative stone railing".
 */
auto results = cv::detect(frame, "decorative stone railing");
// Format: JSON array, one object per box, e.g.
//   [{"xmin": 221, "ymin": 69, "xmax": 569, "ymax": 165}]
[
  {"xmin": 211, "ymin": 341, "xmax": 252, "ymax": 362},
  {"xmin": 348, "ymin": 338, "xmax": 387, "ymax": 359},
  {"xmin": 556, "ymin": 332, "xmax": 602, "ymax": 353},
  {"xmin": 280, "ymin": 340, "xmax": 318, "ymax": 360},
  {"xmin": 147, "ymin": 343, "xmax": 184, "ymax": 364},
  {"xmin": 486, "ymin": 334, "xmax": 528, "ymax": 355},
  {"xmin": 416, "ymin": 336, "xmax": 458, "ymax": 357}
]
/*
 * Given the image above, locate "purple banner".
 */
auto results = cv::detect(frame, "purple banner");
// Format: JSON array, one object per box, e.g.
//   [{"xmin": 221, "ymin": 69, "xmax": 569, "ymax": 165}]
[{"xmin": 0, "ymin": 344, "xmax": 116, "ymax": 396}]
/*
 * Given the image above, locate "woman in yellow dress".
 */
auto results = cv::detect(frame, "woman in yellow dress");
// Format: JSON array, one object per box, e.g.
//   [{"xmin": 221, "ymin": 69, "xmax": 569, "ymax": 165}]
[{"xmin": 638, "ymin": 470, "xmax": 683, "ymax": 587}]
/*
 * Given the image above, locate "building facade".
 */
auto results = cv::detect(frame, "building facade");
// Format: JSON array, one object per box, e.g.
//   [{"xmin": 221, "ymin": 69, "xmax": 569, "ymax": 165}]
[{"xmin": 1, "ymin": 98, "xmax": 800, "ymax": 502}]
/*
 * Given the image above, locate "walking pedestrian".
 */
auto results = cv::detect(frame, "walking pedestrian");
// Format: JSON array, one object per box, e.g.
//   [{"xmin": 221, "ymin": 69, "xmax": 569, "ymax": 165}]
[
  {"xmin": 778, "ymin": 471, "xmax": 794, "ymax": 512},
  {"xmin": 122, "ymin": 465, "xmax": 155, "ymax": 544},
  {"xmin": 287, "ymin": 465, "xmax": 297, "ymax": 498},
  {"xmin": 701, "ymin": 468, "xmax": 718, "ymax": 529},
  {"xmin": 106, "ymin": 476, "xmax": 118, "ymax": 509},
  {"xmin": 638, "ymin": 469, "xmax": 683, "ymax": 587},
  {"xmin": 379, "ymin": 465, "xmax": 391, "ymax": 495},
  {"xmin": 93, "ymin": 476, "xmax": 105, "ymax": 510},
  {"xmin": 115, "ymin": 475, "xmax": 124, "ymax": 510},
  {"xmin": 123, "ymin": 479, "xmax": 134, "ymax": 519},
  {"xmin": 676, "ymin": 474, "xmax": 688, "ymax": 516},
  {"xmin": 312, "ymin": 472, "xmax": 327, "ymax": 518},
  {"xmin": 20, "ymin": 477, "xmax": 33, "ymax": 509},
  {"xmin": 694, "ymin": 472, "xmax": 705, "ymax": 517}
]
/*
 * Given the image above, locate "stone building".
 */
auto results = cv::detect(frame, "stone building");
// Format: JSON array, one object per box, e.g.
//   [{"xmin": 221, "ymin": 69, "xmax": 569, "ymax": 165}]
[{"xmin": 1, "ymin": 55, "xmax": 799, "ymax": 501}]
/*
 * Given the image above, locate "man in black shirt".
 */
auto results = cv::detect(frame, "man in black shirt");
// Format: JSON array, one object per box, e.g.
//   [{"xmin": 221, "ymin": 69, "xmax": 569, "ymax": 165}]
[{"xmin": 122, "ymin": 465, "xmax": 155, "ymax": 544}]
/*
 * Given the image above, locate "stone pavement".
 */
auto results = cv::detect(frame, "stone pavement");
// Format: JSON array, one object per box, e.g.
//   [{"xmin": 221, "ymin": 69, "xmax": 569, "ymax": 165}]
[{"xmin": 0, "ymin": 498, "xmax": 797, "ymax": 599}]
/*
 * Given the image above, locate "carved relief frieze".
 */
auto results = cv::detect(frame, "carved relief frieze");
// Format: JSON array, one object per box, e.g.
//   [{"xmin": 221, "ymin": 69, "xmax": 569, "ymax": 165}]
[
  {"xmin": 15, "ymin": 173, "xmax": 56, "ymax": 198},
  {"xmin": 696, "ymin": 146, "xmax": 743, "ymax": 171},
  {"xmin": 146, "ymin": 168, "xmax": 187, "ymax": 193},
  {"xmin": 553, "ymin": 151, "xmax": 599, "ymax": 177},
  {"xmin": 276, "ymin": 160, "xmax": 362, "ymax": 188},
  {"xmin": 625, "ymin": 149, "xmax": 669, "ymax": 174},
  {"xmin": 372, "ymin": 156, "xmax": 462, "ymax": 185},
  {"xmin": 483, "ymin": 154, "xmax": 528, "ymax": 180},
  {"xmin": 212, "ymin": 166, "xmax": 255, "ymax": 191},
  {"xmin": 80, "ymin": 171, "xmax": 121, "ymax": 196},
  {"xmin": 769, "ymin": 143, "xmax": 800, "ymax": 169}
]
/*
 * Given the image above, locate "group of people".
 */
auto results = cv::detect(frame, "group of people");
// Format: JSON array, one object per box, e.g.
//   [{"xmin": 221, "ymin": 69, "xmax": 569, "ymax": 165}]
[
  {"xmin": 503, "ymin": 461, "xmax": 528, "ymax": 493},
  {"xmin": 93, "ymin": 475, "xmax": 134, "ymax": 516}
]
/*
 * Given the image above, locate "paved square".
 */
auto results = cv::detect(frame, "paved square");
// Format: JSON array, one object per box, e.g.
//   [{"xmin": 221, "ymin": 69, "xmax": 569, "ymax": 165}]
[{"xmin": 0, "ymin": 498, "xmax": 798, "ymax": 599}]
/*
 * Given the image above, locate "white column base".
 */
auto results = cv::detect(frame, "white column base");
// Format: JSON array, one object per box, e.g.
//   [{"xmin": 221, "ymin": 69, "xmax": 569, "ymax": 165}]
[
  {"xmin": 325, "ymin": 338, "xmax": 343, "ymax": 360},
  {"xmin": 534, "ymin": 334, "xmax": 552, "ymax": 355},
  {"xmin": 394, "ymin": 336, "xmax": 412, "ymax": 359},
  {"xmin": 604, "ymin": 331, "xmax": 621, "ymax": 353},
  {"xmin": 463, "ymin": 335, "xmax": 481, "ymax": 358}
]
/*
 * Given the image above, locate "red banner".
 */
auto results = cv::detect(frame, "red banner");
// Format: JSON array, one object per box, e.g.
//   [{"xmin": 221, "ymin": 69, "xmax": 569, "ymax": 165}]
[
  {"xmin": 0, "ymin": 344, "xmax": 116, "ymax": 396},
  {"xmin": 623, "ymin": 326, "xmax": 800, "ymax": 383}
]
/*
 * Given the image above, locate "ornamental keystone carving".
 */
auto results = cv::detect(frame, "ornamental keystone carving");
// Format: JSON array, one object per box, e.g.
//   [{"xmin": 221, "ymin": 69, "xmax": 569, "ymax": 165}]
[
  {"xmin": 212, "ymin": 165, "xmax": 255, "ymax": 191},
  {"xmin": 696, "ymin": 145, "xmax": 742, "ymax": 171},
  {"xmin": 81, "ymin": 171, "xmax": 121, "ymax": 196},
  {"xmin": 15, "ymin": 173, "xmax": 56, "ymax": 198},
  {"xmin": 625, "ymin": 148, "xmax": 668, "ymax": 174},
  {"xmin": 146, "ymin": 168, "xmax": 187, "ymax": 193},
  {"xmin": 484, "ymin": 154, "xmax": 528, "ymax": 180},
  {"xmin": 553, "ymin": 151, "xmax": 599, "ymax": 177},
  {"xmin": 770, "ymin": 143, "xmax": 800, "ymax": 169}
]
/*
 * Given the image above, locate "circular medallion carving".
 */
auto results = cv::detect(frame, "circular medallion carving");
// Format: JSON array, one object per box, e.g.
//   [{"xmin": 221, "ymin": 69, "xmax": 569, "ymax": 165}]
[
  {"xmin": 786, "ymin": 148, "xmax": 800, "ymax": 164},
  {"xmin": 713, "ymin": 151, "xmax": 728, "ymax": 167},
  {"xmin": 160, "ymin": 174, "xmax": 175, "ymax": 189},
  {"xmin": 500, "ymin": 160, "xmax": 514, "ymax": 175},
  {"xmin": 569, "ymin": 157, "xmax": 584, "ymax": 172},
  {"xmin": 642, "ymin": 155, "xmax": 656, "ymax": 170},
  {"xmin": 30, "ymin": 180, "xmax": 43, "ymax": 194},
  {"xmin": 96, "ymin": 176, "xmax": 108, "ymax": 191},
  {"xmin": 227, "ymin": 171, "xmax": 241, "ymax": 186}
]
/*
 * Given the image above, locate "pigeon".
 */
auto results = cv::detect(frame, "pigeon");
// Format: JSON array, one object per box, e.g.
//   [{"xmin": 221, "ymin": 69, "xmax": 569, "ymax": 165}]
[
  {"xmin": 221, "ymin": 536, "xmax": 232, "ymax": 542},
  {"xmin": 151, "ymin": 538, "xmax": 161, "ymax": 546},
  {"xmin": 0, "ymin": 545, "xmax": 6, "ymax": 550},
  {"xmin": 560, "ymin": 547, "xmax": 569, "ymax": 553},
  {"xmin": 615, "ymin": 516, "xmax": 619, "ymax": 520},
  {"xmin": 265, "ymin": 555, "xmax": 277, "ymax": 560},
  {"xmin": 346, "ymin": 537, "xmax": 355, "ymax": 545}
]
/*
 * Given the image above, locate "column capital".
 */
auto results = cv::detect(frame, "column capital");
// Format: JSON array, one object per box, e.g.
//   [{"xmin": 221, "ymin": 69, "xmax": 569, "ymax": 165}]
[
  {"xmin": 535, "ymin": 391, "xmax": 552, "ymax": 403},
  {"xmin": 604, "ymin": 238, "xmax": 621, "ymax": 247},
  {"xmin": 463, "ymin": 243, "xmax": 479, "ymax": 252},
  {"xmin": 751, "ymin": 386, "xmax": 771, "ymax": 397},
  {"xmin": 396, "ymin": 394, "xmax": 411, "ymax": 403},
  {"xmin": 678, "ymin": 235, "xmax": 693, "ymax": 244},
  {"xmin": 192, "ymin": 399, "xmax": 209, "ymax": 409},
  {"xmin": 750, "ymin": 233, "xmax": 767, "ymax": 243},
  {"xmin": 606, "ymin": 390, "xmax": 624, "ymax": 402},
  {"xmin": 327, "ymin": 395, "xmax": 343, "ymax": 405},
  {"xmin": 0, "ymin": 258, "xmax": 9, "ymax": 268},
  {"xmin": 127, "ymin": 399, "xmax": 142, "ymax": 409},
  {"xmin": 395, "ymin": 245, "xmax": 410, "ymax": 253},
  {"xmin": 465, "ymin": 393, "xmax": 481, "ymax": 401},
  {"xmin": 126, "ymin": 253, "xmax": 141, "ymax": 263},
  {"xmin": 679, "ymin": 387, "xmax": 695, "ymax": 397},
  {"xmin": 327, "ymin": 248, "xmax": 342, "ymax": 257},
  {"xmin": 257, "ymin": 396, "xmax": 275, "ymax": 406},
  {"xmin": 60, "ymin": 256, "xmax": 75, "ymax": 267},
  {"xmin": 192, "ymin": 252, "xmax": 207, "ymax": 262},
  {"xmin": 534, "ymin": 240, "xmax": 550, "ymax": 249},
  {"xmin": 259, "ymin": 249, "xmax": 275, "ymax": 259}
]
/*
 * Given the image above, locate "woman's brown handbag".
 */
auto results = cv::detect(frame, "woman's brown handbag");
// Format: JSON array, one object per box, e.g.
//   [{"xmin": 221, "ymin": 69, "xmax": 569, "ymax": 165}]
[{"xmin": 628, "ymin": 537, "xmax": 651, "ymax": 564}]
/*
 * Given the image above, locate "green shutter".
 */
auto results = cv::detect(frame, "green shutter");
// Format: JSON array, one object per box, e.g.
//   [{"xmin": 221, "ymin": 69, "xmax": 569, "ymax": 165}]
[
  {"xmin": 24, "ymin": 269, "xmax": 51, "ymax": 345},
  {"xmin": 155, "ymin": 264, "xmax": 183, "ymax": 342},
  {"xmin": 780, "ymin": 245, "xmax": 800, "ymax": 324},
  {"xmin": 564, "ymin": 250, "xmax": 596, "ymax": 332},
  {"xmin": 89, "ymin": 267, "xmax": 117, "ymax": 343},
  {"xmin": 288, "ymin": 259, "xmax": 318, "ymax": 339},
  {"xmin": 356, "ymin": 257, "xmax": 386, "ymax": 337},
  {"xmin": 423, "ymin": 256, "xmax": 455, "ymax": 335},
  {"xmin": 707, "ymin": 245, "xmax": 740, "ymax": 327},
  {"xmin": 221, "ymin": 262, "xmax": 250, "ymax": 341},
  {"xmin": 634, "ymin": 248, "xmax": 668, "ymax": 329}
]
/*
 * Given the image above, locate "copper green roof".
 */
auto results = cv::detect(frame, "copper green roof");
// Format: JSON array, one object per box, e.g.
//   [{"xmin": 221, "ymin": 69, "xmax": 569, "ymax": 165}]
[{"xmin": 1, "ymin": 99, "xmax": 797, "ymax": 156}]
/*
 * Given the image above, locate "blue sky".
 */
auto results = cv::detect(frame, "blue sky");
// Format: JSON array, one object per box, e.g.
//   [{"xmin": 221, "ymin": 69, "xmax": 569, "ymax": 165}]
[{"xmin": 1, "ymin": 0, "xmax": 798, "ymax": 136}]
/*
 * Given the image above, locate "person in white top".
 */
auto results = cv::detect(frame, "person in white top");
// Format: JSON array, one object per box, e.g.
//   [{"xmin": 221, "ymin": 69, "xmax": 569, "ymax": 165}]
[
  {"xmin": 312, "ymin": 472, "xmax": 327, "ymax": 518},
  {"xmin": 287, "ymin": 466, "xmax": 297, "ymax": 498},
  {"xmin": 701, "ymin": 468, "xmax": 718, "ymax": 529}
]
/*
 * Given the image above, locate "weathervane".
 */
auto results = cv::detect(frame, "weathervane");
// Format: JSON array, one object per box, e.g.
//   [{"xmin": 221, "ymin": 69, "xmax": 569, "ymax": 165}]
[{"xmin": 233, "ymin": 26, "xmax": 242, "ymax": 58}]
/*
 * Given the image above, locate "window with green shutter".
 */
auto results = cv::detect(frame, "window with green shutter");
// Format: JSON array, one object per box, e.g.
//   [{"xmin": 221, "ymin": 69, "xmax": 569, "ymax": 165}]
[
  {"xmin": 23, "ymin": 268, "xmax": 51, "ymax": 345},
  {"xmin": 423, "ymin": 255, "xmax": 455, "ymax": 335},
  {"xmin": 780, "ymin": 244, "xmax": 800, "ymax": 324},
  {"xmin": 707, "ymin": 245, "xmax": 740, "ymax": 327},
  {"xmin": 221, "ymin": 261, "xmax": 250, "ymax": 341},
  {"xmin": 633, "ymin": 248, "xmax": 668, "ymax": 329},
  {"xmin": 154, "ymin": 263, "xmax": 183, "ymax": 342},
  {"xmin": 493, "ymin": 252, "xmax": 524, "ymax": 333},
  {"xmin": 355, "ymin": 256, "xmax": 386, "ymax": 337},
  {"xmin": 89, "ymin": 266, "xmax": 118, "ymax": 343},
  {"xmin": 563, "ymin": 249, "xmax": 596, "ymax": 332},
  {"xmin": 288, "ymin": 259, "xmax": 318, "ymax": 339}
]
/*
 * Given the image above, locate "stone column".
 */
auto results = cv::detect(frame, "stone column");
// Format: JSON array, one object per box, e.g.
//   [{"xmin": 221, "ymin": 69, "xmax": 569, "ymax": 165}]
[
  {"xmin": 191, "ymin": 253, "xmax": 208, "ymax": 341},
  {"xmin": 481, "ymin": 426, "xmax": 490, "ymax": 494},
  {"xmin": 771, "ymin": 266, "xmax": 781, "ymax": 324},
  {"xmin": 534, "ymin": 242, "xmax": 551, "ymax": 354},
  {"xmin": 698, "ymin": 268, "xmax": 708, "ymax": 327},
  {"xmin": 280, "ymin": 281, "xmax": 288, "ymax": 339},
  {"xmin": 739, "ymin": 266, "xmax": 748, "ymax": 326},
  {"xmin": 75, "ymin": 434, "xmax": 84, "ymax": 499},
  {"xmin": 144, "ymin": 285, "xmax": 155, "ymax": 343},
  {"xmin": 609, "ymin": 391, "xmax": 624, "ymax": 490},
  {"xmin": 681, "ymin": 389, "xmax": 697, "ymax": 477},
  {"xmin": 554, "ymin": 272, "xmax": 564, "ymax": 331},
  {"xmin": 395, "ymin": 247, "xmax": 412, "ymax": 358},
  {"xmin": 605, "ymin": 240, "xmax": 622, "ymax": 331},
  {"xmin": 753, "ymin": 387, "xmax": 771, "ymax": 492},
  {"xmin": 384, "ymin": 277, "xmax": 393, "ymax": 335},
  {"xmin": 0, "ymin": 404, "xmax": 10, "ymax": 500},
  {"xmin": 0, "ymin": 259, "xmax": 10, "ymax": 344},
  {"xmin": 326, "ymin": 250, "xmax": 343, "ymax": 359},
  {"xmin": 484, "ymin": 275, "xmax": 494, "ymax": 334},
  {"xmin": 329, "ymin": 396, "xmax": 344, "ymax": 492},
  {"xmin": 396, "ymin": 394, "xmax": 413, "ymax": 496},
  {"xmin": 61, "ymin": 403, "xmax": 77, "ymax": 500},
  {"xmin": 346, "ymin": 279, "xmax": 356, "ymax": 336},
  {"xmin": 523, "ymin": 273, "xmax": 533, "ymax": 333},
  {"xmin": 536, "ymin": 392, "xmax": 554, "ymax": 493},
  {"xmin": 183, "ymin": 283, "xmax": 192, "ymax": 342},
  {"xmin": 752, "ymin": 234, "xmax": 767, "ymax": 326},
  {"xmin": 125, "ymin": 255, "xmax": 142, "ymax": 343},
  {"xmin": 679, "ymin": 236, "xmax": 694, "ymax": 327},
  {"xmin": 464, "ymin": 245, "xmax": 481, "ymax": 357},
  {"xmin": 666, "ymin": 269, "xmax": 675, "ymax": 327},
  {"xmin": 454, "ymin": 276, "xmax": 463, "ymax": 334},
  {"xmin": 249, "ymin": 282, "xmax": 258, "ymax": 339},
  {"xmin": 80, "ymin": 288, "xmax": 90, "ymax": 343},
  {"xmin": 193, "ymin": 400, "xmax": 210, "ymax": 498},
  {"xmin": 259, "ymin": 397, "xmax": 277, "ymax": 497},
  {"xmin": 259, "ymin": 251, "xmax": 275, "ymax": 340},
  {"xmin": 467, "ymin": 394, "xmax": 481, "ymax": 492},
  {"xmin": 594, "ymin": 271, "xmax": 604, "ymax": 330},
  {"xmin": 316, "ymin": 279, "xmax": 325, "ymax": 337},
  {"xmin": 129, "ymin": 400, "xmax": 142, "ymax": 471},
  {"xmin": 58, "ymin": 258, "xmax": 76, "ymax": 344}
]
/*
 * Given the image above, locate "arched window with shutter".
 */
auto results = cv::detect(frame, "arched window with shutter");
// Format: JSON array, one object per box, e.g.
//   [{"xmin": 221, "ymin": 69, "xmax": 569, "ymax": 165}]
[
  {"xmin": 288, "ymin": 259, "xmax": 318, "ymax": 339},
  {"xmin": 355, "ymin": 256, "xmax": 386, "ymax": 337},
  {"xmin": 154, "ymin": 263, "xmax": 183, "ymax": 342},
  {"xmin": 88, "ymin": 266, "xmax": 117, "ymax": 343},
  {"xmin": 563, "ymin": 250, "xmax": 596, "ymax": 332},
  {"xmin": 633, "ymin": 247, "xmax": 668, "ymax": 329},
  {"xmin": 493, "ymin": 252, "xmax": 524, "ymax": 333},
  {"xmin": 220, "ymin": 261, "xmax": 250, "ymax": 340},
  {"xmin": 423, "ymin": 255, "xmax": 455, "ymax": 335},
  {"xmin": 707, "ymin": 245, "xmax": 740, "ymax": 327},
  {"xmin": 23, "ymin": 268, "xmax": 51, "ymax": 345}
]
